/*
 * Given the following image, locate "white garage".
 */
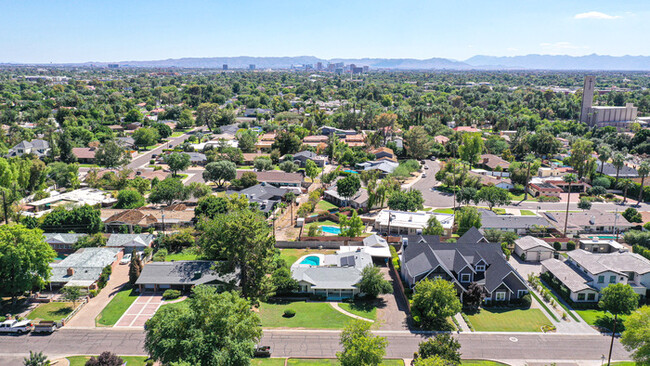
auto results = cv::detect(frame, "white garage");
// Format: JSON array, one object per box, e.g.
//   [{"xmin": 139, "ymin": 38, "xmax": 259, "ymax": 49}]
[{"xmin": 514, "ymin": 236, "xmax": 555, "ymax": 262}]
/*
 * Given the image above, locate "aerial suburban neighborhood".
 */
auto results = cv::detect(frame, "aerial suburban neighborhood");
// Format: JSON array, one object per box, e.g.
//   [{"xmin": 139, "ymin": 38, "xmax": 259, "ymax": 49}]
[{"xmin": 1, "ymin": 2, "xmax": 650, "ymax": 366}]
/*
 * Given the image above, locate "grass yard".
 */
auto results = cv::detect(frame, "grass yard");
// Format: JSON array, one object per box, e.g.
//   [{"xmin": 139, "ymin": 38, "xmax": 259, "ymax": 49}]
[
  {"xmin": 165, "ymin": 249, "xmax": 200, "ymax": 261},
  {"xmin": 464, "ymin": 308, "xmax": 552, "ymax": 332},
  {"xmin": 251, "ymin": 359, "xmax": 287, "ymax": 366},
  {"xmin": 339, "ymin": 301, "xmax": 377, "ymax": 320},
  {"xmin": 520, "ymin": 210, "xmax": 536, "ymax": 216},
  {"xmin": 315, "ymin": 200, "xmax": 338, "ymax": 212},
  {"xmin": 95, "ymin": 286, "xmax": 139, "ymax": 327},
  {"xmin": 159, "ymin": 298, "xmax": 189, "ymax": 311},
  {"xmin": 279, "ymin": 248, "xmax": 336, "ymax": 266},
  {"xmin": 538, "ymin": 281, "xmax": 580, "ymax": 322},
  {"xmin": 510, "ymin": 192, "xmax": 538, "ymax": 202},
  {"xmin": 27, "ymin": 302, "xmax": 73, "ymax": 322},
  {"xmin": 259, "ymin": 301, "xmax": 353, "ymax": 329},
  {"xmin": 575, "ymin": 309, "xmax": 627, "ymax": 330},
  {"xmin": 67, "ymin": 356, "xmax": 148, "ymax": 366},
  {"xmin": 433, "ymin": 208, "xmax": 455, "ymax": 214},
  {"xmin": 286, "ymin": 359, "xmax": 403, "ymax": 365},
  {"xmin": 492, "ymin": 208, "xmax": 506, "ymax": 215},
  {"xmin": 610, "ymin": 363, "xmax": 636, "ymax": 366},
  {"xmin": 462, "ymin": 361, "xmax": 510, "ymax": 366}
]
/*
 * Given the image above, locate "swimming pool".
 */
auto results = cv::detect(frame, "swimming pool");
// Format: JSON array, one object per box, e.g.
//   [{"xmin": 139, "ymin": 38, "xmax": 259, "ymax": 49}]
[
  {"xmin": 320, "ymin": 225, "xmax": 341, "ymax": 235},
  {"xmin": 343, "ymin": 170, "xmax": 359, "ymax": 174},
  {"xmin": 300, "ymin": 255, "xmax": 321, "ymax": 266}
]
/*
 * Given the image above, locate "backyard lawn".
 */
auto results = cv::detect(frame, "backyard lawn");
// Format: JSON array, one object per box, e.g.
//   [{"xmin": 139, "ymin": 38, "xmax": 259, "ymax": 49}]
[
  {"xmin": 575, "ymin": 309, "xmax": 627, "ymax": 330},
  {"xmin": 279, "ymin": 249, "xmax": 336, "ymax": 266},
  {"xmin": 95, "ymin": 286, "xmax": 139, "ymax": 327},
  {"xmin": 258, "ymin": 301, "xmax": 353, "ymax": 329},
  {"xmin": 67, "ymin": 356, "xmax": 148, "ymax": 366},
  {"xmin": 339, "ymin": 301, "xmax": 377, "ymax": 320},
  {"xmin": 464, "ymin": 308, "xmax": 552, "ymax": 332},
  {"xmin": 27, "ymin": 302, "xmax": 73, "ymax": 322},
  {"xmin": 433, "ymin": 208, "xmax": 455, "ymax": 214},
  {"xmin": 315, "ymin": 200, "xmax": 338, "ymax": 212},
  {"xmin": 165, "ymin": 249, "xmax": 200, "ymax": 261}
]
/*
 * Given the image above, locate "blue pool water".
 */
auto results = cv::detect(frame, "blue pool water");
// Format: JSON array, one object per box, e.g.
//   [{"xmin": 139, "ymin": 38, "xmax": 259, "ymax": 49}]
[
  {"xmin": 320, "ymin": 225, "xmax": 341, "ymax": 235},
  {"xmin": 300, "ymin": 255, "xmax": 321, "ymax": 266},
  {"xmin": 343, "ymin": 170, "xmax": 359, "ymax": 174}
]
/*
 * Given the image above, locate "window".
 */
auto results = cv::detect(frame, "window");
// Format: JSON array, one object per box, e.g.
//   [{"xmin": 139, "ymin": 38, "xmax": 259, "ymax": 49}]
[
  {"xmin": 597, "ymin": 276, "xmax": 604, "ymax": 284},
  {"xmin": 475, "ymin": 265, "xmax": 485, "ymax": 272},
  {"xmin": 460, "ymin": 273, "xmax": 471, "ymax": 283},
  {"xmin": 609, "ymin": 275, "xmax": 616, "ymax": 284},
  {"xmin": 577, "ymin": 293, "xmax": 586, "ymax": 301},
  {"xmin": 517, "ymin": 290, "xmax": 528, "ymax": 298},
  {"xmin": 587, "ymin": 293, "xmax": 596, "ymax": 301},
  {"xmin": 495, "ymin": 292, "xmax": 506, "ymax": 301}
]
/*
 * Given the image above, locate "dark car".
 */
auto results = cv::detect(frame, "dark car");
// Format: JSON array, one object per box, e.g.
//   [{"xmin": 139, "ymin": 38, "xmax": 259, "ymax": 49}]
[{"xmin": 254, "ymin": 345, "xmax": 271, "ymax": 358}]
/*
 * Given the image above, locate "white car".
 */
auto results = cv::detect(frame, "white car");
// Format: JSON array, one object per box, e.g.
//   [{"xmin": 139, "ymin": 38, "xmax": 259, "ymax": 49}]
[
  {"xmin": 120, "ymin": 253, "xmax": 132, "ymax": 265},
  {"xmin": 0, "ymin": 319, "xmax": 34, "ymax": 334}
]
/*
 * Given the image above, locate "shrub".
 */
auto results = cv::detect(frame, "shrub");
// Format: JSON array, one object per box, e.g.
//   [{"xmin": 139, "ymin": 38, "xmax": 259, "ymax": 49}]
[
  {"xmin": 283, "ymin": 309, "xmax": 296, "ymax": 318},
  {"xmin": 149, "ymin": 159, "xmax": 155, "ymax": 165},
  {"xmin": 539, "ymin": 195, "xmax": 561, "ymax": 202},
  {"xmin": 146, "ymin": 361, "xmax": 154, "ymax": 366},
  {"xmin": 163, "ymin": 289, "xmax": 181, "ymax": 300},
  {"xmin": 520, "ymin": 293, "xmax": 532, "ymax": 309},
  {"xmin": 553, "ymin": 241, "xmax": 562, "ymax": 251},
  {"xmin": 592, "ymin": 176, "xmax": 611, "ymax": 189},
  {"xmin": 566, "ymin": 241, "xmax": 576, "ymax": 251},
  {"xmin": 89, "ymin": 289, "xmax": 99, "ymax": 298}
]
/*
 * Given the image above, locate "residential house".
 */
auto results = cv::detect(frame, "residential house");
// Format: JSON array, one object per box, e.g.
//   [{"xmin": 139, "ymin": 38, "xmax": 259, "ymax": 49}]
[
  {"xmin": 125, "ymin": 122, "xmax": 142, "ymax": 131},
  {"xmin": 183, "ymin": 152, "xmax": 207, "ymax": 165},
  {"xmin": 226, "ymin": 183, "xmax": 288, "ymax": 213},
  {"xmin": 235, "ymin": 170, "xmax": 304, "ymax": 188},
  {"xmin": 116, "ymin": 137, "xmax": 135, "ymax": 149},
  {"xmin": 434, "ymin": 135, "xmax": 450, "ymax": 145},
  {"xmin": 356, "ymin": 160, "xmax": 399, "ymax": 176},
  {"xmin": 302, "ymin": 135, "xmax": 328, "ymax": 147},
  {"xmin": 400, "ymin": 234, "xmax": 528, "ymax": 302},
  {"xmin": 49, "ymin": 247, "xmax": 122, "ymax": 290},
  {"xmin": 480, "ymin": 210, "xmax": 551, "ymax": 235},
  {"xmin": 25, "ymin": 188, "xmax": 117, "ymax": 217},
  {"xmin": 135, "ymin": 261, "xmax": 240, "ymax": 292},
  {"xmin": 479, "ymin": 154, "xmax": 510, "ymax": 171},
  {"xmin": 108, "ymin": 125, "xmax": 125, "ymax": 132},
  {"xmin": 6, "ymin": 139, "xmax": 50, "ymax": 158},
  {"xmin": 337, "ymin": 234, "xmax": 391, "ymax": 259},
  {"xmin": 343, "ymin": 134, "xmax": 365, "ymax": 147},
  {"xmin": 370, "ymin": 147, "xmax": 397, "ymax": 162},
  {"xmin": 291, "ymin": 251, "xmax": 373, "ymax": 299},
  {"xmin": 514, "ymin": 236, "xmax": 555, "ymax": 262},
  {"xmin": 244, "ymin": 108, "xmax": 273, "ymax": 117},
  {"xmin": 44, "ymin": 233, "xmax": 87, "ymax": 253},
  {"xmin": 324, "ymin": 184, "xmax": 368, "ymax": 209},
  {"xmin": 543, "ymin": 211, "xmax": 634, "ymax": 236},
  {"xmin": 373, "ymin": 209, "xmax": 455, "ymax": 237},
  {"xmin": 469, "ymin": 170, "xmax": 514, "ymax": 190},
  {"xmin": 528, "ymin": 181, "xmax": 563, "ymax": 197},
  {"xmin": 255, "ymin": 132, "xmax": 276, "ymax": 152},
  {"xmin": 578, "ymin": 237, "xmax": 627, "ymax": 253},
  {"xmin": 72, "ymin": 147, "xmax": 97, "ymax": 164},
  {"xmin": 542, "ymin": 249, "xmax": 650, "ymax": 302},
  {"xmin": 292, "ymin": 151, "xmax": 327, "ymax": 167},
  {"xmin": 319, "ymin": 126, "xmax": 356, "ymax": 137},
  {"xmin": 106, "ymin": 233, "xmax": 155, "ymax": 252},
  {"xmin": 101, "ymin": 205, "xmax": 195, "ymax": 233},
  {"xmin": 453, "ymin": 126, "xmax": 482, "ymax": 133},
  {"xmin": 597, "ymin": 162, "xmax": 639, "ymax": 178}
]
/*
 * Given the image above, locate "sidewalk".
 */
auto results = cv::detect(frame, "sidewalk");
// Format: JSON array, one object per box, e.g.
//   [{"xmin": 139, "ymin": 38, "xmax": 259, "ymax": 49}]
[
  {"xmin": 329, "ymin": 302, "xmax": 374, "ymax": 322},
  {"xmin": 65, "ymin": 264, "xmax": 130, "ymax": 328},
  {"xmin": 454, "ymin": 313, "xmax": 471, "ymax": 332}
]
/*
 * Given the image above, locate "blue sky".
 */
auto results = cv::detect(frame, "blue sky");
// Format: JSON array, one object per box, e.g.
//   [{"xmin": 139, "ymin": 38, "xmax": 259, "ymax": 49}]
[{"xmin": 0, "ymin": 0, "xmax": 647, "ymax": 63}]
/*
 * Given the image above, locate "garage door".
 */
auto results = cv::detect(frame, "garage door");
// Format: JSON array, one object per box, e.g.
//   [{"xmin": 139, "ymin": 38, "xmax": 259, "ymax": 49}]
[
  {"xmin": 527, "ymin": 251, "xmax": 538, "ymax": 261},
  {"xmin": 539, "ymin": 251, "xmax": 553, "ymax": 261}
]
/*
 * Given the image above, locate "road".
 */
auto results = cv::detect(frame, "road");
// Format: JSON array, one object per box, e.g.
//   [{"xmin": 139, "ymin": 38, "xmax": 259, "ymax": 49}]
[
  {"xmin": 126, "ymin": 127, "xmax": 206, "ymax": 170},
  {"xmin": 0, "ymin": 329, "xmax": 631, "ymax": 365}
]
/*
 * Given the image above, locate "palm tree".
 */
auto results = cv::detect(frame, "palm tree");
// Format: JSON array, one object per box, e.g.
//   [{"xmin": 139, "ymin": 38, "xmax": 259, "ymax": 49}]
[
  {"xmin": 562, "ymin": 173, "xmax": 577, "ymax": 237},
  {"xmin": 611, "ymin": 152, "xmax": 626, "ymax": 186},
  {"xmin": 617, "ymin": 179, "xmax": 635, "ymax": 205},
  {"xmin": 523, "ymin": 153, "xmax": 537, "ymax": 201},
  {"xmin": 597, "ymin": 145, "xmax": 611, "ymax": 175},
  {"xmin": 285, "ymin": 192, "xmax": 296, "ymax": 224},
  {"xmin": 637, "ymin": 162, "xmax": 650, "ymax": 205}
]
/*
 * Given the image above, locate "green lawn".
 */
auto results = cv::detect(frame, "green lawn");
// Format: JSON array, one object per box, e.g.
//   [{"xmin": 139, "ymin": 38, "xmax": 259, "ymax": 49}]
[
  {"xmin": 433, "ymin": 208, "xmax": 454, "ymax": 214},
  {"xmin": 78, "ymin": 163, "xmax": 100, "ymax": 168},
  {"xmin": 252, "ymin": 359, "xmax": 287, "ymax": 366},
  {"xmin": 259, "ymin": 301, "xmax": 353, "ymax": 329},
  {"xmin": 315, "ymin": 200, "xmax": 338, "ymax": 212},
  {"xmin": 27, "ymin": 302, "xmax": 73, "ymax": 322},
  {"xmin": 520, "ymin": 210, "xmax": 536, "ymax": 216},
  {"xmin": 538, "ymin": 281, "xmax": 580, "ymax": 322},
  {"xmin": 510, "ymin": 192, "xmax": 538, "ymax": 202},
  {"xmin": 575, "ymin": 309, "xmax": 627, "ymax": 328},
  {"xmin": 462, "ymin": 361, "xmax": 510, "ymax": 366},
  {"xmin": 464, "ymin": 308, "xmax": 552, "ymax": 332},
  {"xmin": 95, "ymin": 286, "xmax": 139, "ymax": 327},
  {"xmin": 67, "ymin": 356, "xmax": 148, "ymax": 366},
  {"xmin": 610, "ymin": 362, "xmax": 636, "ymax": 366},
  {"xmin": 279, "ymin": 249, "xmax": 336, "ymax": 266},
  {"xmin": 286, "ymin": 360, "xmax": 403, "ymax": 365},
  {"xmin": 171, "ymin": 131, "xmax": 186, "ymax": 137},
  {"xmin": 159, "ymin": 298, "xmax": 189, "ymax": 311},
  {"xmin": 492, "ymin": 208, "xmax": 506, "ymax": 215},
  {"xmin": 339, "ymin": 301, "xmax": 377, "ymax": 320},
  {"xmin": 165, "ymin": 249, "xmax": 200, "ymax": 261}
]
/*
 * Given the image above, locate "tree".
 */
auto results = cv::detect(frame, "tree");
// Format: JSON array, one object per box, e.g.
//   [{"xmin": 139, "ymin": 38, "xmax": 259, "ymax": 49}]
[
  {"xmin": 458, "ymin": 133, "xmax": 483, "ymax": 168},
  {"xmin": 279, "ymin": 161, "xmax": 298, "ymax": 173},
  {"xmin": 598, "ymin": 145, "xmax": 612, "ymax": 175},
  {"xmin": 413, "ymin": 333, "xmax": 462, "ymax": 364},
  {"xmin": 271, "ymin": 131, "xmax": 302, "ymax": 155},
  {"xmin": 115, "ymin": 188, "xmax": 145, "ymax": 209},
  {"xmin": 148, "ymin": 177, "xmax": 188, "ymax": 206},
  {"xmin": 85, "ymin": 352, "xmax": 124, "ymax": 366},
  {"xmin": 387, "ymin": 189, "xmax": 424, "ymax": 212},
  {"xmin": 475, "ymin": 186, "xmax": 511, "ymax": 210},
  {"xmin": 412, "ymin": 278, "xmax": 462, "ymax": 329},
  {"xmin": 124, "ymin": 109, "xmax": 143, "ymax": 123},
  {"xmin": 337, "ymin": 320, "xmax": 388, "ymax": 366},
  {"xmin": 61, "ymin": 286, "xmax": 82, "ymax": 308},
  {"xmin": 23, "ymin": 351, "xmax": 50, "ymax": 366},
  {"xmin": 152, "ymin": 122, "xmax": 172, "ymax": 139},
  {"xmin": 622, "ymin": 207, "xmax": 642, "ymax": 223},
  {"xmin": 0, "ymin": 225, "xmax": 55, "ymax": 306},
  {"xmin": 253, "ymin": 156, "xmax": 274, "ymax": 171},
  {"xmin": 637, "ymin": 162, "xmax": 650, "ymax": 205},
  {"xmin": 272, "ymin": 266, "xmax": 299, "ymax": 295},
  {"xmin": 463, "ymin": 282, "xmax": 485, "ymax": 312},
  {"xmin": 612, "ymin": 152, "xmax": 626, "ymax": 186},
  {"xmin": 74, "ymin": 232, "xmax": 107, "ymax": 250},
  {"xmin": 403, "ymin": 126, "xmax": 434, "ymax": 159},
  {"xmin": 568, "ymin": 139, "xmax": 596, "ymax": 180},
  {"xmin": 196, "ymin": 103, "xmax": 221, "ymax": 131},
  {"xmin": 199, "ymin": 209, "xmax": 275, "ymax": 300},
  {"xmin": 621, "ymin": 306, "xmax": 650, "ymax": 365},
  {"xmin": 456, "ymin": 187, "xmax": 477, "ymax": 206},
  {"xmin": 165, "ymin": 152, "xmax": 191, "ymax": 177},
  {"xmin": 129, "ymin": 249, "xmax": 143, "ymax": 285},
  {"xmin": 337, "ymin": 175, "xmax": 361, "ymax": 206},
  {"xmin": 423, "ymin": 216, "xmax": 445, "ymax": 236},
  {"xmin": 203, "ymin": 161, "xmax": 237, "ymax": 187},
  {"xmin": 285, "ymin": 191, "xmax": 296, "ymax": 224},
  {"xmin": 455, "ymin": 207, "xmax": 481, "ymax": 236},
  {"xmin": 599, "ymin": 283, "xmax": 639, "ymax": 366},
  {"xmin": 41, "ymin": 205, "xmax": 103, "ymax": 234},
  {"xmin": 617, "ymin": 179, "xmax": 635, "ymax": 204},
  {"xmin": 231, "ymin": 171, "xmax": 258, "ymax": 190},
  {"xmin": 359, "ymin": 265, "xmax": 392, "ymax": 298},
  {"xmin": 58, "ymin": 130, "xmax": 77, "ymax": 164},
  {"xmin": 187, "ymin": 182, "xmax": 212, "ymax": 199},
  {"xmin": 339, "ymin": 210, "xmax": 364, "ymax": 238},
  {"xmin": 49, "ymin": 162, "xmax": 80, "ymax": 189},
  {"xmin": 132, "ymin": 127, "xmax": 160, "ymax": 148},
  {"xmin": 562, "ymin": 173, "xmax": 577, "ymax": 237},
  {"xmin": 305, "ymin": 159, "xmax": 319, "ymax": 182},
  {"xmin": 95, "ymin": 140, "xmax": 130, "ymax": 168},
  {"xmin": 577, "ymin": 198, "xmax": 592, "ymax": 211},
  {"xmin": 236, "ymin": 130, "xmax": 257, "ymax": 153}
]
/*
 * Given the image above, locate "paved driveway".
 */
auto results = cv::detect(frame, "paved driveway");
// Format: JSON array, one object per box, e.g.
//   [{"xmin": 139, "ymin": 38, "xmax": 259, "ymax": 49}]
[
  {"xmin": 114, "ymin": 294, "xmax": 163, "ymax": 328},
  {"xmin": 508, "ymin": 255, "xmax": 543, "ymax": 280}
]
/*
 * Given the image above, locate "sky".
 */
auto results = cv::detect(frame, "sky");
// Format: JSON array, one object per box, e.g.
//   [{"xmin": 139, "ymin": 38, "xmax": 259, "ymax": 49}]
[{"xmin": 0, "ymin": 0, "xmax": 648, "ymax": 63}]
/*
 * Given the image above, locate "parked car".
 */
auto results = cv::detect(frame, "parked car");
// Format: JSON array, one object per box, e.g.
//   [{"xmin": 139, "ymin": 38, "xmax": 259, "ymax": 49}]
[
  {"xmin": 254, "ymin": 345, "xmax": 271, "ymax": 358},
  {"xmin": 120, "ymin": 253, "xmax": 132, "ymax": 265},
  {"xmin": 422, "ymin": 173, "xmax": 427, "ymax": 178},
  {"xmin": 33, "ymin": 321, "xmax": 58, "ymax": 334},
  {"xmin": 0, "ymin": 319, "xmax": 34, "ymax": 334},
  {"xmin": 424, "ymin": 165, "xmax": 429, "ymax": 169}
]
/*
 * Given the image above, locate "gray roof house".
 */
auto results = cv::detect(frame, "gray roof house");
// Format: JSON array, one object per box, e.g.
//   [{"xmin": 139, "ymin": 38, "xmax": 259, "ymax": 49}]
[
  {"xmin": 106, "ymin": 234, "xmax": 155, "ymax": 251},
  {"xmin": 597, "ymin": 162, "xmax": 639, "ymax": 178},
  {"xmin": 291, "ymin": 252, "xmax": 373, "ymax": 299},
  {"xmin": 135, "ymin": 261, "xmax": 240, "ymax": 292},
  {"xmin": 226, "ymin": 183, "xmax": 288, "ymax": 213},
  {"xmin": 323, "ymin": 184, "xmax": 369, "ymax": 209},
  {"xmin": 514, "ymin": 236, "xmax": 555, "ymax": 262},
  {"xmin": 49, "ymin": 247, "xmax": 122, "ymax": 289},
  {"xmin": 400, "ymin": 234, "xmax": 528, "ymax": 303},
  {"xmin": 183, "ymin": 152, "xmax": 207, "ymax": 165},
  {"xmin": 292, "ymin": 151, "xmax": 327, "ymax": 167},
  {"xmin": 356, "ymin": 160, "xmax": 399, "ymax": 176},
  {"xmin": 544, "ymin": 211, "xmax": 634, "ymax": 235},
  {"xmin": 44, "ymin": 233, "xmax": 87, "ymax": 252},
  {"xmin": 6, "ymin": 139, "xmax": 50, "ymax": 158},
  {"xmin": 480, "ymin": 210, "xmax": 551, "ymax": 235}
]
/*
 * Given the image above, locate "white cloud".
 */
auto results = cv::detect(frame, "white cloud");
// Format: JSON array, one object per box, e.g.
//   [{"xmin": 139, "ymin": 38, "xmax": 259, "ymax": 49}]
[{"xmin": 574, "ymin": 11, "xmax": 621, "ymax": 20}]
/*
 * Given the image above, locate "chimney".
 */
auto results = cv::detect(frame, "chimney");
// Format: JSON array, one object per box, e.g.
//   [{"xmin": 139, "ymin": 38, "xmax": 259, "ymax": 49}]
[
  {"xmin": 67, "ymin": 268, "xmax": 75, "ymax": 276},
  {"xmin": 402, "ymin": 237, "xmax": 409, "ymax": 249}
]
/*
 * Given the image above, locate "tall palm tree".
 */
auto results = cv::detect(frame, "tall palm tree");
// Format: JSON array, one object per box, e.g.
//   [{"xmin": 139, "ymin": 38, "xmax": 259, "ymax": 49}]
[
  {"xmin": 617, "ymin": 179, "xmax": 635, "ymax": 205},
  {"xmin": 523, "ymin": 153, "xmax": 537, "ymax": 201},
  {"xmin": 597, "ymin": 145, "xmax": 611, "ymax": 175},
  {"xmin": 637, "ymin": 162, "xmax": 650, "ymax": 205},
  {"xmin": 611, "ymin": 152, "xmax": 626, "ymax": 186},
  {"xmin": 562, "ymin": 173, "xmax": 577, "ymax": 237}
]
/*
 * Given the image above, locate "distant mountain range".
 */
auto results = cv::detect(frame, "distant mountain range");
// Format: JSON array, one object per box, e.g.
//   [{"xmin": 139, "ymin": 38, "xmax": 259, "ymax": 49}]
[{"xmin": 7, "ymin": 54, "xmax": 650, "ymax": 71}]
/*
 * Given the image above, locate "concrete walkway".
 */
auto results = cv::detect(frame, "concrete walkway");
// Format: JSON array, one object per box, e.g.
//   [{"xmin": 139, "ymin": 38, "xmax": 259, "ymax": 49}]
[
  {"xmin": 329, "ymin": 302, "xmax": 374, "ymax": 322},
  {"xmin": 65, "ymin": 263, "xmax": 130, "ymax": 328},
  {"xmin": 454, "ymin": 313, "xmax": 471, "ymax": 332}
]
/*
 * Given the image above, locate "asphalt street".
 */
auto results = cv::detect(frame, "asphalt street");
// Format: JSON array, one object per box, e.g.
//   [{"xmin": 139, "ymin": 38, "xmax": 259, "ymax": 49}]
[
  {"xmin": 0, "ymin": 329, "xmax": 631, "ymax": 365},
  {"xmin": 126, "ymin": 126, "xmax": 208, "ymax": 170}
]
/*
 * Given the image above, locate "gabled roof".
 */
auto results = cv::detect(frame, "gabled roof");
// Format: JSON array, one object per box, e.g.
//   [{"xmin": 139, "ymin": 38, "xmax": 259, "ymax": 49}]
[
  {"xmin": 135, "ymin": 261, "xmax": 240, "ymax": 286},
  {"xmin": 515, "ymin": 236, "xmax": 554, "ymax": 251},
  {"xmin": 106, "ymin": 234, "xmax": 155, "ymax": 248},
  {"xmin": 457, "ymin": 227, "xmax": 488, "ymax": 244},
  {"xmin": 568, "ymin": 249, "xmax": 650, "ymax": 275},
  {"xmin": 542, "ymin": 258, "xmax": 595, "ymax": 292},
  {"xmin": 481, "ymin": 211, "xmax": 551, "ymax": 230},
  {"xmin": 44, "ymin": 233, "xmax": 88, "ymax": 244}
]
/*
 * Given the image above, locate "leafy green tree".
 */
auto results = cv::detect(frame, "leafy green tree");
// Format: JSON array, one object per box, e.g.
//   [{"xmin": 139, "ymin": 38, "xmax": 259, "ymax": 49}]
[
  {"xmin": 423, "ymin": 216, "xmax": 445, "ymax": 236},
  {"xmin": 339, "ymin": 210, "xmax": 364, "ymax": 238},
  {"xmin": 165, "ymin": 152, "xmax": 191, "ymax": 177},
  {"xmin": 23, "ymin": 351, "xmax": 50, "ymax": 366},
  {"xmin": 455, "ymin": 206, "xmax": 481, "ymax": 236},
  {"xmin": 337, "ymin": 175, "xmax": 361, "ymax": 206},
  {"xmin": 413, "ymin": 333, "xmax": 462, "ymax": 364},
  {"xmin": 272, "ymin": 266, "xmax": 299, "ymax": 295},
  {"xmin": 458, "ymin": 133, "xmax": 483, "ymax": 167},
  {"xmin": 599, "ymin": 283, "xmax": 639, "ymax": 366},
  {"xmin": 598, "ymin": 145, "xmax": 612, "ymax": 175},
  {"xmin": 359, "ymin": 265, "xmax": 392, "ymax": 298},
  {"xmin": 475, "ymin": 186, "xmax": 511, "ymax": 210},
  {"xmin": 617, "ymin": 179, "xmax": 635, "ymax": 204},
  {"xmin": 305, "ymin": 159, "xmax": 319, "ymax": 181},
  {"xmin": 253, "ymin": 156, "xmax": 274, "ymax": 171},
  {"xmin": 203, "ymin": 160, "xmax": 237, "ymax": 187},
  {"xmin": 132, "ymin": 127, "xmax": 160, "ymax": 148},
  {"xmin": 337, "ymin": 320, "xmax": 388, "ymax": 366},
  {"xmin": 148, "ymin": 177, "xmax": 188, "ymax": 206},
  {"xmin": 41, "ymin": 205, "xmax": 102, "ymax": 233},
  {"xmin": 58, "ymin": 130, "xmax": 77, "ymax": 163},
  {"xmin": 279, "ymin": 161, "xmax": 298, "ymax": 173},
  {"xmin": 61, "ymin": 286, "xmax": 82, "ymax": 307},
  {"xmin": 199, "ymin": 209, "xmax": 275, "ymax": 300},
  {"xmin": 568, "ymin": 139, "xmax": 596, "ymax": 180},
  {"xmin": 577, "ymin": 198, "xmax": 592, "ymax": 211},
  {"xmin": 404, "ymin": 126, "xmax": 434, "ymax": 159},
  {"xmin": 95, "ymin": 140, "xmax": 130, "ymax": 168},
  {"xmin": 622, "ymin": 207, "xmax": 642, "ymax": 223},
  {"xmin": 48, "ymin": 162, "xmax": 80, "ymax": 188},
  {"xmin": 456, "ymin": 187, "xmax": 477, "ymax": 206},
  {"xmin": 129, "ymin": 176, "xmax": 150, "ymax": 195},
  {"xmin": 271, "ymin": 130, "xmax": 302, "ymax": 155},
  {"xmin": 637, "ymin": 162, "xmax": 650, "ymax": 205},
  {"xmin": 115, "ymin": 188, "xmax": 145, "ymax": 209},
  {"xmin": 195, "ymin": 196, "xmax": 230, "ymax": 219},
  {"xmin": 387, "ymin": 189, "xmax": 424, "ymax": 211},
  {"xmin": 0, "ymin": 225, "xmax": 55, "ymax": 306},
  {"xmin": 412, "ymin": 278, "xmax": 462, "ymax": 329},
  {"xmin": 74, "ymin": 232, "xmax": 107, "ymax": 250},
  {"xmin": 129, "ymin": 249, "xmax": 143, "ymax": 285},
  {"xmin": 161, "ymin": 229, "xmax": 195, "ymax": 252},
  {"xmin": 236, "ymin": 130, "xmax": 257, "ymax": 153},
  {"xmin": 621, "ymin": 306, "xmax": 650, "ymax": 365},
  {"xmin": 152, "ymin": 122, "xmax": 172, "ymax": 139},
  {"xmin": 124, "ymin": 109, "xmax": 143, "ymax": 123},
  {"xmin": 231, "ymin": 171, "xmax": 258, "ymax": 190}
]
